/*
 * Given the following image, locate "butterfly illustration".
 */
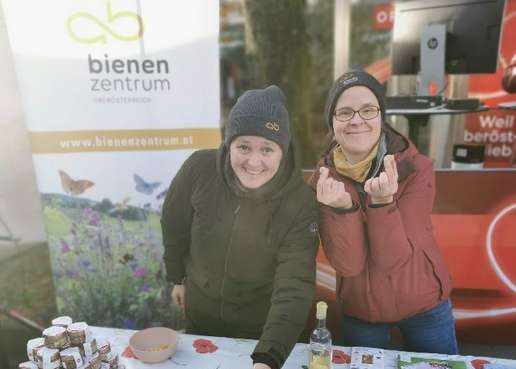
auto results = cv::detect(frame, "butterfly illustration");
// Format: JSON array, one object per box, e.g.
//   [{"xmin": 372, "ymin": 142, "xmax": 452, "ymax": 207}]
[
  {"xmin": 59, "ymin": 170, "xmax": 94, "ymax": 195},
  {"xmin": 134, "ymin": 174, "xmax": 160, "ymax": 195},
  {"xmin": 109, "ymin": 197, "xmax": 130, "ymax": 214},
  {"xmin": 156, "ymin": 188, "xmax": 168, "ymax": 200},
  {"xmin": 119, "ymin": 252, "xmax": 135, "ymax": 265}
]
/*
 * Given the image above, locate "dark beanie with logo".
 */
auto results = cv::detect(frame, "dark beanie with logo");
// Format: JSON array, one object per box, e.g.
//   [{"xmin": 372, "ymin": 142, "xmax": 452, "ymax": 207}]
[
  {"xmin": 324, "ymin": 70, "xmax": 386, "ymax": 131},
  {"xmin": 225, "ymin": 85, "xmax": 291, "ymax": 154}
]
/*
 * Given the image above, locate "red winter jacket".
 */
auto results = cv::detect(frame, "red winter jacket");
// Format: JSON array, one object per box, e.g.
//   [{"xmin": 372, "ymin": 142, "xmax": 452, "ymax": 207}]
[{"xmin": 309, "ymin": 128, "xmax": 452, "ymax": 323}]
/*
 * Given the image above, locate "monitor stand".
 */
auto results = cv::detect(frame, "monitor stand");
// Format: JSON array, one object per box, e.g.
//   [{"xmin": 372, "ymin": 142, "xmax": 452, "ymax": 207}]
[{"xmin": 418, "ymin": 24, "xmax": 446, "ymax": 96}]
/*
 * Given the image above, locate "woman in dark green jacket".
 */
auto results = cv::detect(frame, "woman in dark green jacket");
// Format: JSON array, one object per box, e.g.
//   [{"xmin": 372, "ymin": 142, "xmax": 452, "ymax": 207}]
[{"xmin": 161, "ymin": 85, "xmax": 319, "ymax": 369}]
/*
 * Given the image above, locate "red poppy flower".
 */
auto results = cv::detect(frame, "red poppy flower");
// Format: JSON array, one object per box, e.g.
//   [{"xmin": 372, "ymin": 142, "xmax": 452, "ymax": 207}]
[
  {"xmin": 121, "ymin": 346, "xmax": 135, "ymax": 358},
  {"xmin": 471, "ymin": 359, "xmax": 490, "ymax": 369},
  {"xmin": 193, "ymin": 338, "xmax": 218, "ymax": 353},
  {"xmin": 333, "ymin": 349, "xmax": 351, "ymax": 364}
]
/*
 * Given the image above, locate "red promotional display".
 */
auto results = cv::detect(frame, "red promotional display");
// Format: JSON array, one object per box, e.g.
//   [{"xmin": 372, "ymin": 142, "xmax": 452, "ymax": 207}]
[
  {"xmin": 433, "ymin": 171, "xmax": 516, "ymax": 343},
  {"xmin": 466, "ymin": 0, "xmax": 516, "ymax": 167}
]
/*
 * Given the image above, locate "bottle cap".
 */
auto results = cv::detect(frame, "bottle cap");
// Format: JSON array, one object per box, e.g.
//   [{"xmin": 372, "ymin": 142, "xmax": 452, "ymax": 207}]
[{"xmin": 316, "ymin": 301, "xmax": 328, "ymax": 320}]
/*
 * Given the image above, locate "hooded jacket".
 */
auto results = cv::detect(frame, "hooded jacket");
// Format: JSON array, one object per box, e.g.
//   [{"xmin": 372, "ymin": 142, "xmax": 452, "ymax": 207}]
[
  {"xmin": 309, "ymin": 126, "xmax": 452, "ymax": 323},
  {"xmin": 161, "ymin": 142, "xmax": 319, "ymax": 369}
]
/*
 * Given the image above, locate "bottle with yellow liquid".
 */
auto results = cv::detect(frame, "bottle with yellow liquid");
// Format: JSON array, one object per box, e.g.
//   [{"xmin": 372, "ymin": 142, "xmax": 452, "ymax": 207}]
[{"xmin": 309, "ymin": 301, "xmax": 332, "ymax": 369}]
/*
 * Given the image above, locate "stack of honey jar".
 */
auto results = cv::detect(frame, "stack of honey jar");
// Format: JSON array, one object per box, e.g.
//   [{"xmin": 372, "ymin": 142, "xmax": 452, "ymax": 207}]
[{"xmin": 18, "ymin": 316, "xmax": 120, "ymax": 369}]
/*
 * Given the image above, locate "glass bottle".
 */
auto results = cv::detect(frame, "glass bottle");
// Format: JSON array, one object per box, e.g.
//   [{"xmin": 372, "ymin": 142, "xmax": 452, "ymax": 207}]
[{"xmin": 309, "ymin": 301, "xmax": 332, "ymax": 369}]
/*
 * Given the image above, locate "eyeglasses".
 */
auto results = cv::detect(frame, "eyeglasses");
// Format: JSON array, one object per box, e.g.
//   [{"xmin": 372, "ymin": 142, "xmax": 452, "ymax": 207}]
[{"xmin": 334, "ymin": 106, "xmax": 380, "ymax": 122}]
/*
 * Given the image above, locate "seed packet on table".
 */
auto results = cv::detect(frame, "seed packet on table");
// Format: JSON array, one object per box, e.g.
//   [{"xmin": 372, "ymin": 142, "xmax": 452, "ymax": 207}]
[
  {"xmin": 398, "ymin": 354, "xmax": 467, "ymax": 369},
  {"xmin": 350, "ymin": 347, "xmax": 384, "ymax": 369}
]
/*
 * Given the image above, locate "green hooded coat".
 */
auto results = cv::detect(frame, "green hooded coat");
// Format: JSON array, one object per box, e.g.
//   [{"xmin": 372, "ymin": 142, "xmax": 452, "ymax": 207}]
[{"xmin": 161, "ymin": 143, "xmax": 319, "ymax": 369}]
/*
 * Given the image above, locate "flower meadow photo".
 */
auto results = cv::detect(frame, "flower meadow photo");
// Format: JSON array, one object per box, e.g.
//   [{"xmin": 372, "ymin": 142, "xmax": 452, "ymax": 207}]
[{"xmin": 42, "ymin": 192, "xmax": 180, "ymax": 330}]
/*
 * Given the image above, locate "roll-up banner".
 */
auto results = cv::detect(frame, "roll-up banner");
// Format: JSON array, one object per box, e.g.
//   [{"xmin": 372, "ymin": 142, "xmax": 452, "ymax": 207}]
[{"xmin": 2, "ymin": 0, "xmax": 220, "ymax": 328}]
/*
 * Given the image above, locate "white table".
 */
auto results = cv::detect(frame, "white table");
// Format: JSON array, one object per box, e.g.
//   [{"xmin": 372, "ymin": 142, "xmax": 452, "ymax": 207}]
[{"xmin": 91, "ymin": 327, "xmax": 516, "ymax": 369}]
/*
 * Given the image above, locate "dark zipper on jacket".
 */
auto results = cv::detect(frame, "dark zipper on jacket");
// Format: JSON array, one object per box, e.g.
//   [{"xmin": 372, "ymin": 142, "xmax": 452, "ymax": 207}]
[
  {"xmin": 220, "ymin": 203, "xmax": 240, "ymax": 321},
  {"xmin": 353, "ymin": 182, "xmax": 367, "ymax": 211}
]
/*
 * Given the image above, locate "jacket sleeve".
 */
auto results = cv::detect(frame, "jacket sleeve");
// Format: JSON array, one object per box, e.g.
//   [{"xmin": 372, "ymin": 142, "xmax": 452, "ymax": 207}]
[
  {"xmin": 308, "ymin": 167, "xmax": 367, "ymax": 277},
  {"xmin": 319, "ymin": 205, "xmax": 367, "ymax": 277},
  {"xmin": 366, "ymin": 156, "xmax": 435, "ymax": 274},
  {"xmin": 252, "ymin": 193, "xmax": 319, "ymax": 369},
  {"xmin": 160, "ymin": 153, "xmax": 198, "ymax": 284}
]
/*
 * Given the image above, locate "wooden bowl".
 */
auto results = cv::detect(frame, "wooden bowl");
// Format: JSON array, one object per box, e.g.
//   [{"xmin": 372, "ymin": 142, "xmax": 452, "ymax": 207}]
[{"xmin": 129, "ymin": 327, "xmax": 178, "ymax": 363}]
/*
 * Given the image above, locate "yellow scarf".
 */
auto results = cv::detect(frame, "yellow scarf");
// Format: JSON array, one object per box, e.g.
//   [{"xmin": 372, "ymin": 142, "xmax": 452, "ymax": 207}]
[{"xmin": 333, "ymin": 141, "xmax": 380, "ymax": 183}]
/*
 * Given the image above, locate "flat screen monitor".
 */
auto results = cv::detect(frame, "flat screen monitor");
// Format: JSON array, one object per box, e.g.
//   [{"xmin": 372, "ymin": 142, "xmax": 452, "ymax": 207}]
[{"xmin": 391, "ymin": 0, "xmax": 506, "ymax": 75}]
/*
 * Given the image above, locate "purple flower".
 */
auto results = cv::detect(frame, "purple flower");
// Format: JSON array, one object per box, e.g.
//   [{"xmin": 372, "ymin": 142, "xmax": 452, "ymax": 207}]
[
  {"xmin": 133, "ymin": 266, "xmax": 147, "ymax": 279},
  {"xmin": 61, "ymin": 239, "xmax": 71, "ymax": 253},
  {"xmin": 89, "ymin": 213, "xmax": 99, "ymax": 226},
  {"xmin": 122, "ymin": 319, "xmax": 136, "ymax": 330},
  {"xmin": 140, "ymin": 283, "xmax": 151, "ymax": 292},
  {"xmin": 83, "ymin": 208, "xmax": 100, "ymax": 226}
]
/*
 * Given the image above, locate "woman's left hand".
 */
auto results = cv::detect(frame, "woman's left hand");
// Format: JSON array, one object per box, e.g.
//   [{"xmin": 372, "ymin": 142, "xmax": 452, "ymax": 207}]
[
  {"xmin": 364, "ymin": 155, "xmax": 398, "ymax": 205},
  {"xmin": 171, "ymin": 285, "xmax": 185, "ymax": 308}
]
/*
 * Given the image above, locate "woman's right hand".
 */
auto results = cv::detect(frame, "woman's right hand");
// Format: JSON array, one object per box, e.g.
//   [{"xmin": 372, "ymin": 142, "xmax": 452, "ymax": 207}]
[
  {"xmin": 171, "ymin": 284, "xmax": 185, "ymax": 308},
  {"xmin": 316, "ymin": 167, "xmax": 353, "ymax": 209}
]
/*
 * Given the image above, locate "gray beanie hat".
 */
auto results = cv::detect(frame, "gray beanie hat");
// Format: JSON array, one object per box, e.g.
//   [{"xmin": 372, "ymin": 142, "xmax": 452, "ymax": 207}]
[
  {"xmin": 325, "ymin": 70, "xmax": 386, "ymax": 131},
  {"xmin": 225, "ymin": 85, "xmax": 290, "ymax": 154}
]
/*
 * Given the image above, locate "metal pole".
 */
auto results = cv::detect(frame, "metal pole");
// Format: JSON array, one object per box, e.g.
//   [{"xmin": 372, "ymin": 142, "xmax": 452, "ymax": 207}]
[
  {"xmin": 0, "ymin": 305, "xmax": 44, "ymax": 333},
  {"xmin": 334, "ymin": 0, "xmax": 352, "ymax": 79}
]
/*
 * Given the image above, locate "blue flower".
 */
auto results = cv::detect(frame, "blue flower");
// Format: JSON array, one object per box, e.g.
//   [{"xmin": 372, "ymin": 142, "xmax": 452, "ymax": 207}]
[
  {"xmin": 78, "ymin": 259, "xmax": 91, "ymax": 270},
  {"xmin": 65, "ymin": 270, "xmax": 78, "ymax": 278}
]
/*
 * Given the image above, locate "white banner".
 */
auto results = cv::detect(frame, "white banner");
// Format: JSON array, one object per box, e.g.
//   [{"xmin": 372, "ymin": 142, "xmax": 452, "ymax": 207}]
[{"xmin": 2, "ymin": 0, "xmax": 220, "ymax": 328}]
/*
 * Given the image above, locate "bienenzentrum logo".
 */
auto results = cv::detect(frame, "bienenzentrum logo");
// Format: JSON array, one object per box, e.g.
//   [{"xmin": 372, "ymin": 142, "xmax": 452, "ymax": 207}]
[
  {"xmin": 265, "ymin": 122, "xmax": 280, "ymax": 131},
  {"xmin": 66, "ymin": 0, "xmax": 144, "ymax": 44},
  {"xmin": 66, "ymin": 2, "xmax": 170, "ymax": 97}
]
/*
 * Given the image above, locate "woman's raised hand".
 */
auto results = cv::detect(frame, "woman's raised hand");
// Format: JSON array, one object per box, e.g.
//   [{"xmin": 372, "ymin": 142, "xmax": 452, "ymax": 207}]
[
  {"xmin": 316, "ymin": 167, "xmax": 353, "ymax": 209},
  {"xmin": 364, "ymin": 155, "xmax": 398, "ymax": 205}
]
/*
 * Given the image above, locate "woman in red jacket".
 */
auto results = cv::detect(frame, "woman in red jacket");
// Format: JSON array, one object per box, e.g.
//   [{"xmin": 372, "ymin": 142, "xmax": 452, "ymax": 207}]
[{"xmin": 310, "ymin": 70, "xmax": 458, "ymax": 354}]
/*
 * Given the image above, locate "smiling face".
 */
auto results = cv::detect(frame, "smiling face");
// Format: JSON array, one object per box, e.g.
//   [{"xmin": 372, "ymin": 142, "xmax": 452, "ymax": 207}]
[
  {"xmin": 229, "ymin": 135, "xmax": 283, "ymax": 189},
  {"xmin": 333, "ymin": 85, "xmax": 382, "ymax": 164}
]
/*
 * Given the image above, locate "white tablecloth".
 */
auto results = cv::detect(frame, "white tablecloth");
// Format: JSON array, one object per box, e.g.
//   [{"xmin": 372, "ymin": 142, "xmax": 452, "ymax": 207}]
[{"xmin": 91, "ymin": 327, "xmax": 516, "ymax": 369}]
